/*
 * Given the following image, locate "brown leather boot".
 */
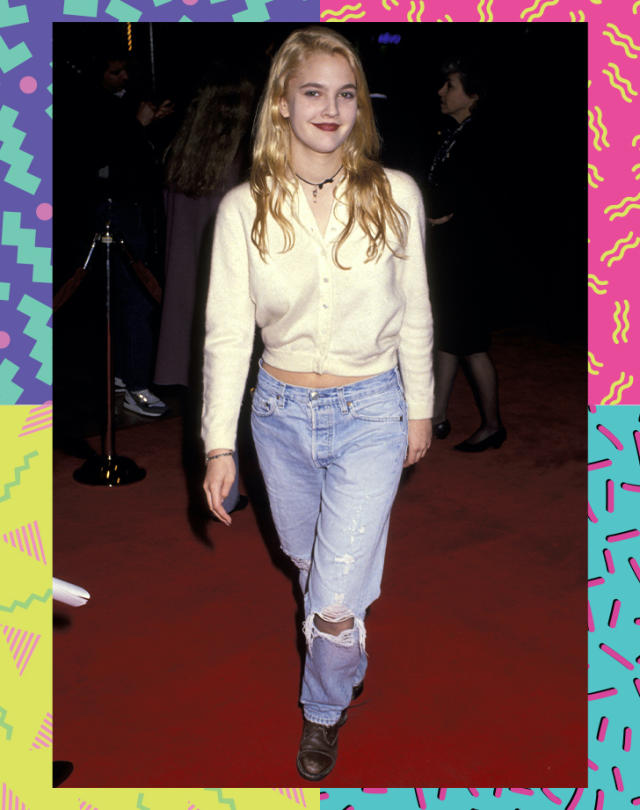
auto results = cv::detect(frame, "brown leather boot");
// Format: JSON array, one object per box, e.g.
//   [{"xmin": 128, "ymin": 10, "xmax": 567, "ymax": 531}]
[{"xmin": 296, "ymin": 710, "xmax": 347, "ymax": 781}]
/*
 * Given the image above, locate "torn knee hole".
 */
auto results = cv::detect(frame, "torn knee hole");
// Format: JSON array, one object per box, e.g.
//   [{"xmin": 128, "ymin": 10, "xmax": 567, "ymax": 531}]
[{"xmin": 314, "ymin": 613, "xmax": 354, "ymax": 636}]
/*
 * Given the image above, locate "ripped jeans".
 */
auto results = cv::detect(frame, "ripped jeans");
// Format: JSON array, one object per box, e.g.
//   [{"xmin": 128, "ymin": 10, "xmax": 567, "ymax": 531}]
[{"xmin": 251, "ymin": 363, "xmax": 408, "ymax": 726}]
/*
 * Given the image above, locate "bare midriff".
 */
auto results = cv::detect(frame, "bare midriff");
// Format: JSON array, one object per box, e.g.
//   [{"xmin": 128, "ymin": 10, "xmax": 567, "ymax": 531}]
[{"xmin": 262, "ymin": 362, "xmax": 375, "ymax": 389}]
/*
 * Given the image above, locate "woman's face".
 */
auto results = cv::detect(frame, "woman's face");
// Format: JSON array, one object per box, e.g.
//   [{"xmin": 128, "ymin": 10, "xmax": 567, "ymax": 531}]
[
  {"xmin": 278, "ymin": 52, "xmax": 358, "ymax": 162},
  {"xmin": 438, "ymin": 72, "xmax": 478, "ymax": 123}
]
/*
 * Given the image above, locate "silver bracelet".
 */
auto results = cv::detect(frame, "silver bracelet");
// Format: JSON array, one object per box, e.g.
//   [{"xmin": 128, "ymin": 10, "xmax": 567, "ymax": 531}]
[{"xmin": 205, "ymin": 451, "xmax": 233, "ymax": 464}]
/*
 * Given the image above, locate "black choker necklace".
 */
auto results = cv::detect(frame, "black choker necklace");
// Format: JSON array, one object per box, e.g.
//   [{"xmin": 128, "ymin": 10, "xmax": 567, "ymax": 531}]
[{"xmin": 295, "ymin": 165, "xmax": 343, "ymax": 203}]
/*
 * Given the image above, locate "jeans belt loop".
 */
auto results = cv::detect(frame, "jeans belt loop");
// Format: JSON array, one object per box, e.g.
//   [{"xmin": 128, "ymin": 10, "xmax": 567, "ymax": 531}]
[{"xmin": 337, "ymin": 386, "xmax": 349, "ymax": 415}]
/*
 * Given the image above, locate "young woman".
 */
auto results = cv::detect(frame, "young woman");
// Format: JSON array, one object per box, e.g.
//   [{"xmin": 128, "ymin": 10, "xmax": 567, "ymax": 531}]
[{"xmin": 202, "ymin": 26, "xmax": 433, "ymax": 780}]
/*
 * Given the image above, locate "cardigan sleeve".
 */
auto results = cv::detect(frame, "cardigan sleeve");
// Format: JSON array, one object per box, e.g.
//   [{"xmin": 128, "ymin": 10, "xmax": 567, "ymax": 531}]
[
  {"xmin": 394, "ymin": 174, "xmax": 434, "ymax": 419},
  {"xmin": 201, "ymin": 187, "xmax": 256, "ymax": 451}
]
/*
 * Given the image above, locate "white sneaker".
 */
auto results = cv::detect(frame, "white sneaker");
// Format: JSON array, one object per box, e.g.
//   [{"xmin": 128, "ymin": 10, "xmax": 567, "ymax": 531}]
[
  {"xmin": 123, "ymin": 388, "xmax": 168, "ymax": 417},
  {"xmin": 114, "ymin": 376, "xmax": 127, "ymax": 393}
]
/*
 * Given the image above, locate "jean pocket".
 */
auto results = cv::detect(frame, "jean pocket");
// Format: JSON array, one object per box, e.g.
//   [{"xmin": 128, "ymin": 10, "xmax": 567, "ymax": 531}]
[
  {"xmin": 251, "ymin": 392, "xmax": 278, "ymax": 417},
  {"xmin": 348, "ymin": 391, "xmax": 405, "ymax": 423}
]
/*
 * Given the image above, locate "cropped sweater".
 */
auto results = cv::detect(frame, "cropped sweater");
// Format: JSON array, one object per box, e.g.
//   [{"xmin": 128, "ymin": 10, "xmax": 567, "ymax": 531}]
[{"xmin": 201, "ymin": 168, "xmax": 434, "ymax": 451}]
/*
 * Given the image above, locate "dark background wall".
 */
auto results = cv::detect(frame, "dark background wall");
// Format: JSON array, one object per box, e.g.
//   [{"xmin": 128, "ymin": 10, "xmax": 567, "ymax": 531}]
[{"xmin": 54, "ymin": 21, "xmax": 585, "ymax": 341}]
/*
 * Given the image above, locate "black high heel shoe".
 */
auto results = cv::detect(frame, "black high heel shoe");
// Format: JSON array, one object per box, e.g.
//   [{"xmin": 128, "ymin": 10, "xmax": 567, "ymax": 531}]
[
  {"xmin": 454, "ymin": 426, "xmax": 506, "ymax": 453},
  {"xmin": 433, "ymin": 419, "xmax": 451, "ymax": 439}
]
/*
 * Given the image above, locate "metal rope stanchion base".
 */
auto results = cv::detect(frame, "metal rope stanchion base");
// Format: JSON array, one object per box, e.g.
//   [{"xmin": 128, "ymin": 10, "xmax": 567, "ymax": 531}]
[{"xmin": 73, "ymin": 454, "xmax": 146, "ymax": 486}]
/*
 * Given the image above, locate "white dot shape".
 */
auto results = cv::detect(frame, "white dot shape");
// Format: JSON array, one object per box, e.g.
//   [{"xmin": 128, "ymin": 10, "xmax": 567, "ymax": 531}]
[
  {"xmin": 20, "ymin": 76, "xmax": 37, "ymax": 94},
  {"xmin": 36, "ymin": 203, "xmax": 53, "ymax": 221},
  {"xmin": 0, "ymin": 331, "xmax": 10, "ymax": 349}
]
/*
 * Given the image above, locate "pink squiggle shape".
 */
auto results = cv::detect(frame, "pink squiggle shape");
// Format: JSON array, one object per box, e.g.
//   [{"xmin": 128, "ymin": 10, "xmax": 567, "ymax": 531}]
[
  {"xmin": 621, "ymin": 483, "xmax": 640, "ymax": 492},
  {"xmin": 623, "ymin": 726, "xmax": 632, "ymax": 751},
  {"xmin": 595, "ymin": 789, "xmax": 604, "ymax": 810},
  {"xmin": 600, "ymin": 642, "xmax": 634, "ymax": 669},
  {"xmin": 597, "ymin": 716, "xmax": 609, "ymax": 741},
  {"xmin": 468, "ymin": 789, "xmax": 479, "ymax": 797},
  {"xmin": 493, "ymin": 788, "xmax": 502, "ymax": 797},
  {"xmin": 604, "ymin": 548, "xmax": 615, "ymax": 572},
  {"xmin": 589, "ymin": 687, "xmax": 618, "ymax": 700},
  {"xmin": 634, "ymin": 678, "xmax": 640, "ymax": 697},
  {"xmin": 597, "ymin": 424, "xmax": 624, "ymax": 449},
  {"xmin": 634, "ymin": 431, "xmax": 640, "ymax": 462},
  {"xmin": 320, "ymin": 793, "xmax": 329, "ymax": 801},
  {"xmin": 631, "ymin": 798, "xmax": 640, "ymax": 807},
  {"xmin": 415, "ymin": 788, "xmax": 426, "ymax": 809},
  {"xmin": 438, "ymin": 788, "xmax": 447, "ymax": 800},
  {"xmin": 566, "ymin": 787, "xmax": 585, "ymax": 809},
  {"xmin": 630, "ymin": 557, "xmax": 640, "ymax": 581},
  {"xmin": 589, "ymin": 459, "xmax": 613, "ymax": 470},
  {"xmin": 609, "ymin": 598, "xmax": 621, "ymax": 627},
  {"xmin": 589, "ymin": 577, "xmax": 606, "ymax": 587},
  {"xmin": 606, "ymin": 529, "xmax": 640, "ymax": 542},
  {"xmin": 588, "ymin": 501, "xmax": 599, "ymax": 522},
  {"xmin": 589, "ymin": 405, "xmax": 597, "ymax": 413},
  {"xmin": 613, "ymin": 765, "xmax": 624, "ymax": 790},
  {"xmin": 541, "ymin": 787, "xmax": 562, "ymax": 804},
  {"xmin": 510, "ymin": 788, "xmax": 534, "ymax": 795},
  {"xmin": 362, "ymin": 789, "xmax": 388, "ymax": 793},
  {"xmin": 589, "ymin": 758, "xmax": 599, "ymax": 770},
  {"xmin": 607, "ymin": 479, "xmax": 615, "ymax": 511},
  {"xmin": 588, "ymin": 600, "xmax": 595, "ymax": 632}
]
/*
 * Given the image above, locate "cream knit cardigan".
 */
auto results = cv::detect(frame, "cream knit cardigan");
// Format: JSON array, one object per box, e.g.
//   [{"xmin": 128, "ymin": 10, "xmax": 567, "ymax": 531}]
[{"xmin": 201, "ymin": 168, "xmax": 434, "ymax": 451}]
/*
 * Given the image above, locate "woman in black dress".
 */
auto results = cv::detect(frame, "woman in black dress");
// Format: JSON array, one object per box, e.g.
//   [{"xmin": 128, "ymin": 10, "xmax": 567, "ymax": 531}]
[{"xmin": 425, "ymin": 57, "xmax": 506, "ymax": 452}]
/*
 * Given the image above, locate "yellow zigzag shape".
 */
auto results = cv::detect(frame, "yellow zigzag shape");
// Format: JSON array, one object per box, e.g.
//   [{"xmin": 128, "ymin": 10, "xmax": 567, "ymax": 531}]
[
  {"xmin": 634, "ymin": 0, "xmax": 640, "ymax": 13},
  {"xmin": 323, "ymin": 8, "xmax": 365, "ymax": 18},
  {"xmin": 526, "ymin": 0, "xmax": 560, "ymax": 21},
  {"xmin": 602, "ymin": 372, "xmax": 634, "ymax": 404},
  {"xmin": 588, "ymin": 351, "xmax": 604, "ymax": 367},
  {"xmin": 612, "ymin": 299, "xmax": 630, "ymax": 344},
  {"xmin": 477, "ymin": 0, "xmax": 494, "ymax": 21},
  {"xmin": 600, "ymin": 231, "xmax": 634, "ymax": 261},
  {"xmin": 589, "ymin": 283, "xmax": 607, "ymax": 295},
  {"xmin": 588, "ymin": 273, "xmax": 608, "ymax": 294},
  {"xmin": 608, "ymin": 62, "xmax": 638, "ymax": 93},
  {"xmin": 608, "ymin": 235, "xmax": 640, "ymax": 266},
  {"xmin": 610, "ymin": 203, "xmax": 640, "ymax": 220},
  {"xmin": 603, "ymin": 23, "xmax": 640, "ymax": 58},
  {"xmin": 605, "ymin": 191, "xmax": 640, "ymax": 220},
  {"xmin": 407, "ymin": 1, "xmax": 425, "ymax": 21},
  {"xmin": 438, "ymin": 14, "xmax": 453, "ymax": 20},
  {"xmin": 588, "ymin": 107, "xmax": 610, "ymax": 150},
  {"xmin": 602, "ymin": 68, "xmax": 635, "ymax": 103},
  {"xmin": 588, "ymin": 163, "xmax": 604, "ymax": 188},
  {"xmin": 321, "ymin": 3, "xmax": 361, "ymax": 16},
  {"xmin": 521, "ymin": 0, "xmax": 544, "ymax": 18},
  {"xmin": 570, "ymin": 10, "xmax": 586, "ymax": 22},
  {"xmin": 588, "ymin": 360, "xmax": 600, "ymax": 375}
]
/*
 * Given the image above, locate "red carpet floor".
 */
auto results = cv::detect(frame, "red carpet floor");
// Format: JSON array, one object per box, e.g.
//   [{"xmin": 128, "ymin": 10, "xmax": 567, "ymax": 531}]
[{"xmin": 54, "ymin": 328, "xmax": 585, "ymax": 787}]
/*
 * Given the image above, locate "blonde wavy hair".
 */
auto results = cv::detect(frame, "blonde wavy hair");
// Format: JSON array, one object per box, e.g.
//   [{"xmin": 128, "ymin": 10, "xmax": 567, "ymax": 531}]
[{"xmin": 250, "ymin": 26, "xmax": 408, "ymax": 269}]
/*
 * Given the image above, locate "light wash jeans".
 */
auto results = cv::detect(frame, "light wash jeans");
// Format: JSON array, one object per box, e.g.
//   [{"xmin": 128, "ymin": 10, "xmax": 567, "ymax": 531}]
[{"xmin": 251, "ymin": 363, "xmax": 408, "ymax": 726}]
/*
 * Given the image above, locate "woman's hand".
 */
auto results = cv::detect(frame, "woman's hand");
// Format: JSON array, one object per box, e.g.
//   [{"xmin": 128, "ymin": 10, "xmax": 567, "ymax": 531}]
[
  {"xmin": 404, "ymin": 419, "xmax": 432, "ymax": 468},
  {"xmin": 203, "ymin": 451, "xmax": 236, "ymax": 526}
]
